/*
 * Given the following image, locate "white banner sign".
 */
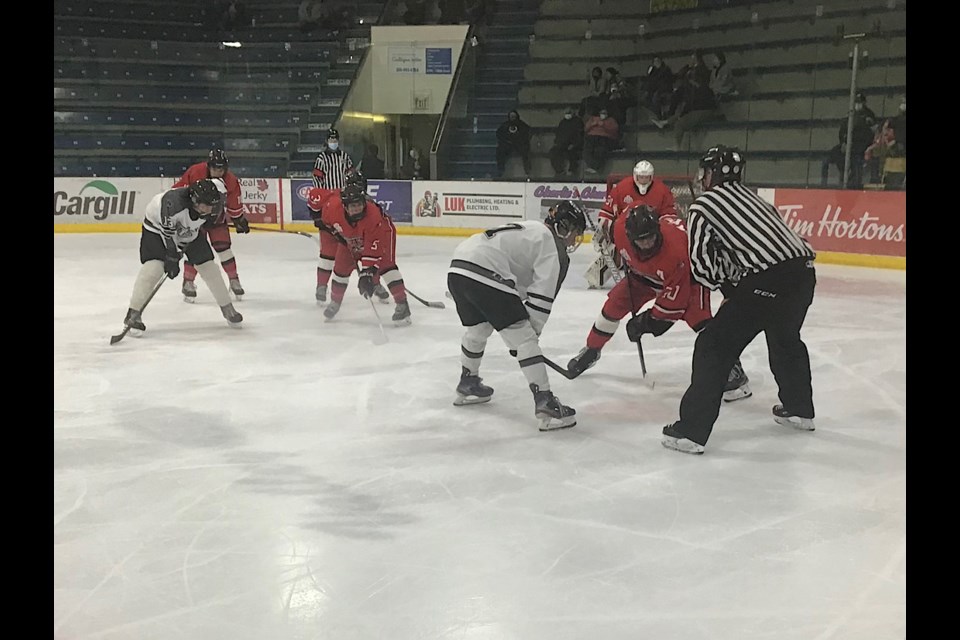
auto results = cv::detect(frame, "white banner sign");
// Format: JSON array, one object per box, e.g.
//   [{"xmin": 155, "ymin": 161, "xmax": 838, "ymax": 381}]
[
  {"xmin": 53, "ymin": 178, "xmax": 168, "ymax": 223},
  {"xmin": 411, "ymin": 181, "xmax": 525, "ymax": 228}
]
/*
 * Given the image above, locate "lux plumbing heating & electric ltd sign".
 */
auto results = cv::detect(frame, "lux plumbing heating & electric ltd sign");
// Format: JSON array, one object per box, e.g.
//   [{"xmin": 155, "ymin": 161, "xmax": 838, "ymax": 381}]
[
  {"xmin": 411, "ymin": 182, "xmax": 525, "ymax": 228},
  {"xmin": 54, "ymin": 178, "xmax": 166, "ymax": 223}
]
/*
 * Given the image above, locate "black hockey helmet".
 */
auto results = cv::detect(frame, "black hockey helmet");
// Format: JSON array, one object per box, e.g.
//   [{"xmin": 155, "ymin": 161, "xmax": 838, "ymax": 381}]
[
  {"xmin": 624, "ymin": 204, "xmax": 662, "ymax": 260},
  {"xmin": 327, "ymin": 128, "xmax": 340, "ymax": 141},
  {"xmin": 344, "ymin": 167, "xmax": 367, "ymax": 191},
  {"xmin": 340, "ymin": 183, "xmax": 367, "ymax": 222},
  {"xmin": 698, "ymin": 145, "xmax": 745, "ymax": 189},
  {"xmin": 188, "ymin": 179, "xmax": 223, "ymax": 217},
  {"xmin": 548, "ymin": 200, "xmax": 588, "ymax": 253},
  {"xmin": 207, "ymin": 148, "xmax": 228, "ymax": 170}
]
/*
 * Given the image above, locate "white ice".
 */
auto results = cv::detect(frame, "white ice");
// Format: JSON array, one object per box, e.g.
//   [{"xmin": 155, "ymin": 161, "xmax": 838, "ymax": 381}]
[{"xmin": 54, "ymin": 233, "xmax": 906, "ymax": 640}]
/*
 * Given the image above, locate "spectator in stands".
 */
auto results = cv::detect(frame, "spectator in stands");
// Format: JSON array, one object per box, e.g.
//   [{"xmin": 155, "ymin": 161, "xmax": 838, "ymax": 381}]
[
  {"xmin": 643, "ymin": 55, "xmax": 674, "ymax": 120},
  {"xmin": 401, "ymin": 146, "xmax": 427, "ymax": 180},
  {"xmin": 864, "ymin": 119, "xmax": 906, "ymax": 188},
  {"xmin": 360, "ymin": 143, "xmax": 385, "ymax": 180},
  {"xmin": 495, "ymin": 110, "xmax": 532, "ymax": 177},
  {"xmin": 678, "ymin": 50, "xmax": 711, "ymax": 88},
  {"xmin": 890, "ymin": 95, "xmax": 906, "ymax": 154},
  {"xmin": 579, "ymin": 66, "xmax": 607, "ymax": 119},
  {"xmin": 582, "ymin": 108, "xmax": 619, "ymax": 174},
  {"xmin": 709, "ymin": 51, "xmax": 738, "ymax": 101},
  {"xmin": 549, "ymin": 107, "xmax": 584, "ymax": 177},
  {"xmin": 820, "ymin": 92, "xmax": 877, "ymax": 188},
  {"xmin": 653, "ymin": 70, "xmax": 718, "ymax": 150}
]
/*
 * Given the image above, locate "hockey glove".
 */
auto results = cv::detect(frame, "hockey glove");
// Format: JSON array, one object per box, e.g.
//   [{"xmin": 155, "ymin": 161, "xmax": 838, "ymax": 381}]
[
  {"xmin": 233, "ymin": 215, "xmax": 250, "ymax": 234},
  {"xmin": 163, "ymin": 249, "xmax": 182, "ymax": 280},
  {"xmin": 625, "ymin": 311, "xmax": 672, "ymax": 342},
  {"xmin": 357, "ymin": 269, "xmax": 376, "ymax": 299}
]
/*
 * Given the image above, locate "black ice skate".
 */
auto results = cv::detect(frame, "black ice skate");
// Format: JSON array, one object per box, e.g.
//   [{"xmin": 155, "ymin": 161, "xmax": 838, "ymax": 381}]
[
  {"xmin": 182, "ymin": 279, "xmax": 197, "ymax": 303},
  {"xmin": 661, "ymin": 422, "xmax": 705, "ymax": 455},
  {"xmin": 323, "ymin": 300, "xmax": 341, "ymax": 321},
  {"xmin": 316, "ymin": 284, "xmax": 327, "ymax": 304},
  {"xmin": 229, "ymin": 278, "xmax": 245, "ymax": 301},
  {"xmin": 123, "ymin": 308, "xmax": 146, "ymax": 337},
  {"xmin": 567, "ymin": 346, "xmax": 601, "ymax": 378},
  {"xmin": 392, "ymin": 300, "xmax": 411, "ymax": 326},
  {"xmin": 531, "ymin": 384, "xmax": 576, "ymax": 431},
  {"xmin": 374, "ymin": 283, "xmax": 390, "ymax": 304},
  {"xmin": 453, "ymin": 367, "xmax": 494, "ymax": 406},
  {"xmin": 772, "ymin": 405, "xmax": 815, "ymax": 431},
  {"xmin": 220, "ymin": 303, "xmax": 243, "ymax": 327},
  {"xmin": 722, "ymin": 360, "xmax": 752, "ymax": 403}
]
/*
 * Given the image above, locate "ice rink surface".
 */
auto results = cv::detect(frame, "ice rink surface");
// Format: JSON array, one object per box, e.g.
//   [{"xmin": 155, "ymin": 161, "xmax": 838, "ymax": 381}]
[{"xmin": 54, "ymin": 232, "xmax": 906, "ymax": 640}]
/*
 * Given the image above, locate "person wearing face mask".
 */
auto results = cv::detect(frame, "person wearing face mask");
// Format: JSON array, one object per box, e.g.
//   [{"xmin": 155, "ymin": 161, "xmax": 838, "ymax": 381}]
[
  {"xmin": 820, "ymin": 92, "xmax": 876, "ymax": 188},
  {"xmin": 495, "ymin": 110, "xmax": 532, "ymax": 178},
  {"xmin": 890, "ymin": 96, "xmax": 906, "ymax": 154},
  {"xmin": 582, "ymin": 108, "xmax": 619, "ymax": 174},
  {"xmin": 312, "ymin": 128, "xmax": 356, "ymax": 301},
  {"xmin": 644, "ymin": 55, "xmax": 674, "ymax": 120},
  {"xmin": 401, "ymin": 146, "xmax": 427, "ymax": 180},
  {"xmin": 549, "ymin": 108, "xmax": 584, "ymax": 177}
]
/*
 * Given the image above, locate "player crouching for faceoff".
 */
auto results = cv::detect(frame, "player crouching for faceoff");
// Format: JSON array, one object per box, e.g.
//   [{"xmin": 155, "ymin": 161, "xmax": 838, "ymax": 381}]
[
  {"xmin": 447, "ymin": 201, "xmax": 588, "ymax": 431},
  {"xmin": 567, "ymin": 204, "xmax": 751, "ymax": 402},
  {"xmin": 307, "ymin": 183, "xmax": 411, "ymax": 325},
  {"xmin": 120, "ymin": 179, "xmax": 243, "ymax": 336}
]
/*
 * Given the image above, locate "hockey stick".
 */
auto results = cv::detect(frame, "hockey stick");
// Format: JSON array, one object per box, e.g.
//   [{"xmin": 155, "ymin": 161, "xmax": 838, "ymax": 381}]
[
  {"xmin": 575, "ymin": 189, "xmax": 623, "ymax": 286},
  {"xmin": 355, "ymin": 260, "xmax": 389, "ymax": 345},
  {"xmin": 246, "ymin": 224, "xmax": 318, "ymax": 242},
  {"xmin": 109, "ymin": 272, "xmax": 168, "ymax": 346},
  {"xmin": 543, "ymin": 356, "xmax": 579, "ymax": 380},
  {"xmin": 624, "ymin": 275, "xmax": 655, "ymax": 388},
  {"xmin": 406, "ymin": 289, "xmax": 445, "ymax": 309}
]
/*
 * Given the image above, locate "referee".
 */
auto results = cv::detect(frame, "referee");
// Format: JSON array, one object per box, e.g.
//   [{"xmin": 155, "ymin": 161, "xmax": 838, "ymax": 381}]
[
  {"xmin": 662, "ymin": 145, "xmax": 818, "ymax": 455},
  {"xmin": 312, "ymin": 128, "xmax": 355, "ymax": 190}
]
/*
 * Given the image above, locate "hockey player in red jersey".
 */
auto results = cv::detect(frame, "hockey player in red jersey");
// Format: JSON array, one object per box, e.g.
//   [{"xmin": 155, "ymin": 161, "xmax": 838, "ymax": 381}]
[
  {"xmin": 172, "ymin": 149, "xmax": 250, "ymax": 302},
  {"xmin": 568, "ymin": 204, "xmax": 752, "ymax": 402},
  {"xmin": 307, "ymin": 183, "xmax": 411, "ymax": 325},
  {"xmin": 586, "ymin": 160, "xmax": 679, "ymax": 289}
]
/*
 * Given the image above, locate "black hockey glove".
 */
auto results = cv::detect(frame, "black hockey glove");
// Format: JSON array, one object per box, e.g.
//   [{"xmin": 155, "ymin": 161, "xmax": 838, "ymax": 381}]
[
  {"xmin": 233, "ymin": 215, "xmax": 250, "ymax": 234},
  {"xmin": 626, "ymin": 311, "xmax": 672, "ymax": 342},
  {"xmin": 163, "ymin": 248, "xmax": 182, "ymax": 280},
  {"xmin": 309, "ymin": 210, "xmax": 325, "ymax": 230},
  {"xmin": 357, "ymin": 268, "xmax": 376, "ymax": 299}
]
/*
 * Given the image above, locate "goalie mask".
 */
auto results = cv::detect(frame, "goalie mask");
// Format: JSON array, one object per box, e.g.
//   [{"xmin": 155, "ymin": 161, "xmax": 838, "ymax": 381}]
[
  {"xmin": 633, "ymin": 160, "xmax": 655, "ymax": 195},
  {"xmin": 624, "ymin": 204, "xmax": 662, "ymax": 260},
  {"xmin": 548, "ymin": 200, "xmax": 588, "ymax": 253},
  {"xmin": 188, "ymin": 179, "xmax": 223, "ymax": 218},
  {"xmin": 340, "ymin": 183, "xmax": 367, "ymax": 223},
  {"xmin": 698, "ymin": 145, "xmax": 744, "ymax": 191}
]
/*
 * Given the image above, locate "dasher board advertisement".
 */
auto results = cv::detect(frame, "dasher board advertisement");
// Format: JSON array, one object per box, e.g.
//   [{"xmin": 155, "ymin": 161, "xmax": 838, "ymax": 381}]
[{"xmin": 411, "ymin": 181, "xmax": 525, "ymax": 228}]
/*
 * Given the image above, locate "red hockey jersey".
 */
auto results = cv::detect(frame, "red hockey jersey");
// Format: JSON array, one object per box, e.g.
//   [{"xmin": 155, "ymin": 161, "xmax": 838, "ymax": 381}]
[
  {"xmin": 317, "ymin": 193, "xmax": 391, "ymax": 271},
  {"xmin": 600, "ymin": 176, "xmax": 678, "ymax": 227},
  {"xmin": 612, "ymin": 214, "xmax": 693, "ymax": 323},
  {"xmin": 173, "ymin": 162, "xmax": 243, "ymax": 224}
]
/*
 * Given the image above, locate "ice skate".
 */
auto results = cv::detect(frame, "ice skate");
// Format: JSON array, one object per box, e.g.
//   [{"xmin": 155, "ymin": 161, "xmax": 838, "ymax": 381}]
[
  {"xmin": 772, "ymin": 405, "xmax": 815, "ymax": 431},
  {"xmin": 123, "ymin": 308, "xmax": 146, "ymax": 337},
  {"xmin": 220, "ymin": 303, "xmax": 243, "ymax": 327},
  {"xmin": 392, "ymin": 300, "xmax": 411, "ymax": 326},
  {"xmin": 661, "ymin": 422, "xmax": 705, "ymax": 455},
  {"xmin": 531, "ymin": 384, "xmax": 576, "ymax": 431},
  {"xmin": 323, "ymin": 300, "xmax": 341, "ymax": 321},
  {"xmin": 229, "ymin": 278, "xmax": 245, "ymax": 301},
  {"xmin": 182, "ymin": 279, "xmax": 197, "ymax": 303},
  {"xmin": 567, "ymin": 346, "xmax": 600, "ymax": 378},
  {"xmin": 453, "ymin": 367, "xmax": 494, "ymax": 406},
  {"xmin": 373, "ymin": 283, "xmax": 390, "ymax": 304},
  {"xmin": 722, "ymin": 360, "xmax": 752, "ymax": 403},
  {"xmin": 315, "ymin": 284, "xmax": 327, "ymax": 304}
]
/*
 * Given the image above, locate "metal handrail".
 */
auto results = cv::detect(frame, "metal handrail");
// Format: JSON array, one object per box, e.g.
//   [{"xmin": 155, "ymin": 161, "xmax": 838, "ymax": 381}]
[{"xmin": 429, "ymin": 24, "xmax": 476, "ymax": 179}]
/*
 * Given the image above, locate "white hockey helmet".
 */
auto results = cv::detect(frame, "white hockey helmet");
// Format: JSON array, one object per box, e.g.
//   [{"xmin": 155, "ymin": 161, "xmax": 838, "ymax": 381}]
[{"xmin": 633, "ymin": 160, "xmax": 655, "ymax": 194}]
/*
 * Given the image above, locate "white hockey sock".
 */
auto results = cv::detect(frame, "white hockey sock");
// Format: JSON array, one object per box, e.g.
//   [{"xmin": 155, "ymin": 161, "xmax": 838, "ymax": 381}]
[
  {"xmin": 195, "ymin": 260, "xmax": 232, "ymax": 306},
  {"xmin": 499, "ymin": 319, "xmax": 549, "ymax": 390},
  {"xmin": 129, "ymin": 261, "xmax": 165, "ymax": 310},
  {"xmin": 461, "ymin": 322, "xmax": 495, "ymax": 374}
]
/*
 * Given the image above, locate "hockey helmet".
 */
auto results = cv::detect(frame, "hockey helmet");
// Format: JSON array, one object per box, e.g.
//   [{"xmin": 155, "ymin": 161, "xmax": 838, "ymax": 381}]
[
  {"xmin": 548, "ymin": 200, "xmax": 588, "ymax": 253},
  {"xmin": 207, "ymin": 148, "xmax": 228, "ymax": 170},
  {"xmin": 624, "ymin": 204, "xmax": 662, "ymax": 260},
  {"xmin": 344, "ymin": 168, "xmax": 368, "ymax": 192},
  {"xmin": 340, "ymin": 183, "xmax": 367, "ymax": 223},
  {"xmin": 698, "ymin": 145, "xmax": 745, "ymax": 190},
  {"xmin": 188, "ymin": 179, "xmax": 223, "ymax": 217},
  {"xmin": 633, "ymin": 160, "xmax": 655, "ymax": 194}
]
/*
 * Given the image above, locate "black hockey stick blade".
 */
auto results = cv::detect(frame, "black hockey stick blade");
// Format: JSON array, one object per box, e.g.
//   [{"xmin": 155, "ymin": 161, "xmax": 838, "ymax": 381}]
[
  {"xmin": 407, "ymin": 289, "xmax": 445, "ymax": 309},
  {"xmin": 109, "ymin": 273, "xmax": 167, "ymax": 346},
  {"xmin": 543, "ymin": 356, "xmax": 579, "ymax": 380},
  {"xmin": 109, "ymin": 327, "xmax": 131, "ymax": 346}
]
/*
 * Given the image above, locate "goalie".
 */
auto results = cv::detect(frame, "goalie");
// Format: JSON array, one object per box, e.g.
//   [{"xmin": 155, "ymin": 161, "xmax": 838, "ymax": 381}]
[{"xmin": 585, "ymin": 160, "xmax": 679, "ymax": 289}]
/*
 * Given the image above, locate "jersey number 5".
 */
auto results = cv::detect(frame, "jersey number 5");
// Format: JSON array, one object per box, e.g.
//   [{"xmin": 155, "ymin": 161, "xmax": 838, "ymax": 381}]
[{"xmin": 483, "ymin": 223, "xmax": 523, "ymax": 238}]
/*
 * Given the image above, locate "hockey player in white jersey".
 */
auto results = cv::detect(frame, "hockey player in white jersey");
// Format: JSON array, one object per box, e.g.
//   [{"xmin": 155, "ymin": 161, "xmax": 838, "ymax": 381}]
[
  {"xmin": 446, "ymin": 201, "xmax": 588, "ymax": 431},
  {"xmin": 119, "ymin": 179, "xmax": 243, "ymax": 336}
]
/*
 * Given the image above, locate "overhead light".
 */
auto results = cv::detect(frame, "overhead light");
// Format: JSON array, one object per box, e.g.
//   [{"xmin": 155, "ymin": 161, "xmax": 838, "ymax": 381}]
[
  {"xmin": 222, "ymin": 41, "xmax": 242, "ymax": 48},
  {"xmin": 343, "ymin": 111, "xmax": 388, "ymax": 123}
]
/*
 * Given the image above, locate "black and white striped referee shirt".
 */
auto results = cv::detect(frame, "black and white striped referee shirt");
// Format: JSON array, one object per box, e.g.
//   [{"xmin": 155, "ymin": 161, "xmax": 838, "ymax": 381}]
[
  {"xmin": 312, "ymin": 149, "xmax": 355, "ymax": 190},
  {"xmin": 687, "ymin": 181, "xmax": 815, "ymax": 290}
]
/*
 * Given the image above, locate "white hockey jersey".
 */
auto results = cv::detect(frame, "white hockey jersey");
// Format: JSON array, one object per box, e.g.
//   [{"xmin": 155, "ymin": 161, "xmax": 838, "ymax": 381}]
[
  {"xmin": 449, "ymin": 221, "xmax": 570, "ymax": 332},
  {"xmin": 142, "ymin": 180, "xmax": 226, "ymax": 250}
]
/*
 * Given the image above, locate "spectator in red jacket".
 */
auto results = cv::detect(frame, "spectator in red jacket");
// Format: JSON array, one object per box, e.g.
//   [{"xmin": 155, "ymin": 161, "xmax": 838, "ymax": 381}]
[{"xmin": 582, "ymin": 109, "xmax": 620, "ymax": 174}]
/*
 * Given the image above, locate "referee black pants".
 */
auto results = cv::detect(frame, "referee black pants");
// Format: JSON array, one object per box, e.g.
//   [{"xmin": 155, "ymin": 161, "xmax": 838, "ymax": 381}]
[{"xmin": 677, "ymin": 257, "xmax": 817, "ymax": 445}]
